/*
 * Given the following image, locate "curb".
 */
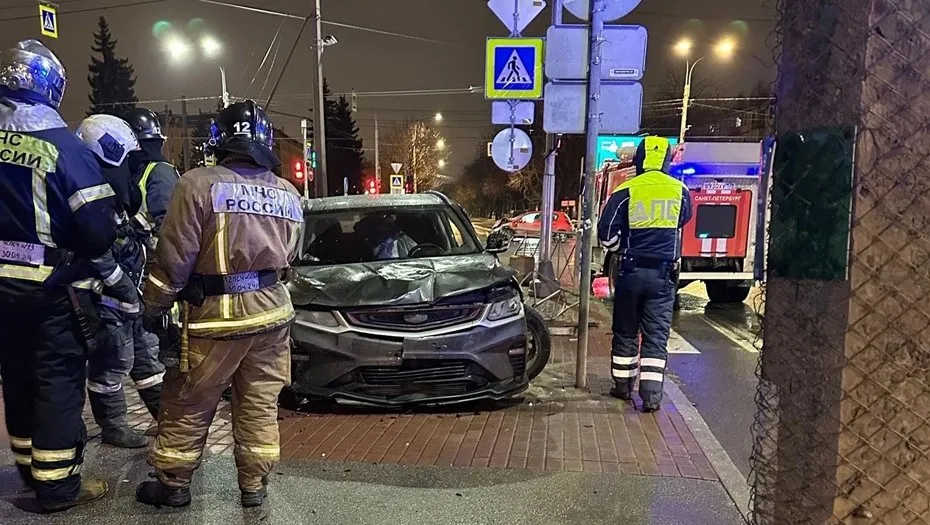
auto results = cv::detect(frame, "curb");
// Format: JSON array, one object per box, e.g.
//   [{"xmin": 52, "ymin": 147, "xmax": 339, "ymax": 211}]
[{"xmin": 664, "ymin": 376, "xmax": 751, "ymax": 521}]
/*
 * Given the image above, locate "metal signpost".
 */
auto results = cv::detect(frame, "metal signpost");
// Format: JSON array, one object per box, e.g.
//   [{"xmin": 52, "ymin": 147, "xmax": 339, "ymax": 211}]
[
  {"xmin": 542, "ymin": 0, "xmax": 645, "ymax": 388},
  {"xmin": 389, "ymin": 163, "xmax": 404, "ymax": 194},
  {"xmin": 485, "ymin": 1, "xmax": 547, "ymax": 180},
  {"xmin": 300, "ymin": 119, "xmax": 310, "ymax": 198}
]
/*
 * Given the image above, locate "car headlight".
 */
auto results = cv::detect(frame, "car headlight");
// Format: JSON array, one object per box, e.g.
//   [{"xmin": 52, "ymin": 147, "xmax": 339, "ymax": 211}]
[
  {"xmin": 487, "ymin": 295, "xmax": 523, "ymax": 321},
  {"xmin": 295, "ymin": 309, "xmax": 341, "ymax": 328}
]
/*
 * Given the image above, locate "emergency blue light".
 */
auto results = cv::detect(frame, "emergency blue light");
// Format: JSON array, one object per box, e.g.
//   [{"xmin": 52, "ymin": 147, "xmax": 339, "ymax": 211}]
[{"xmin": 670, "ymin": 162, "xmax": 760, "ymax": 177}]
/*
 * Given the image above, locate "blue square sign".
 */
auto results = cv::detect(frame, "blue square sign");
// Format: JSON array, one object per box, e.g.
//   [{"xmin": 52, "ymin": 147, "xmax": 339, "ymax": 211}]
[{"xmin": 485, "ymin": 37, "xmax": 543, "ymax": 100}]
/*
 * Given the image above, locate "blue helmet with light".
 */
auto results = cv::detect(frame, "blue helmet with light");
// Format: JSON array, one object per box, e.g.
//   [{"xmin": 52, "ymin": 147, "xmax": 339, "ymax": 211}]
[{"xmin": 0, "ymin": 39, "xmax": 67, "ymax": 108}]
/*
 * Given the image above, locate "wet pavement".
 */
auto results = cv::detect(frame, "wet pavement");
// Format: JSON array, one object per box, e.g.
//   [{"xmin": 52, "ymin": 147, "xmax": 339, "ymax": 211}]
[{"xmin": 668, "ymin": 283, "xmax": 761, "ymax": 480}]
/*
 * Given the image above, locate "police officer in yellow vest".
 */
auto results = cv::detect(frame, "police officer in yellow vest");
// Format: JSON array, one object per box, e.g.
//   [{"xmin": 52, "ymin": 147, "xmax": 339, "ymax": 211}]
[{"xmin": 597, "ymin": 136, "xmax": 692, "ymax": 412}]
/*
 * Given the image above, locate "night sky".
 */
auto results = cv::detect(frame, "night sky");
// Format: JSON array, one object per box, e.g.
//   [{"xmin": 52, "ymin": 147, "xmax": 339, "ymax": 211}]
[{"xmin": 0, "ymin": 0, "xmax": 775, "ymax": 176}]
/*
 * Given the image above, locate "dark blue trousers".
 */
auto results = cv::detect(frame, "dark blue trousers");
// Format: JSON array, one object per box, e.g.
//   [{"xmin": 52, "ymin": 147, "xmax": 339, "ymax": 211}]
[{"xmin": 611, "ymin": 265, "xmax": 676, "ymax": 407}]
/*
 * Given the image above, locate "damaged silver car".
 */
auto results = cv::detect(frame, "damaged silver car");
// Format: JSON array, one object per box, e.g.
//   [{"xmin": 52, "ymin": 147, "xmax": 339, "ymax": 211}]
[{"xmin": 284, "ymin": 192, "xmax": 550, "ymax": 407}]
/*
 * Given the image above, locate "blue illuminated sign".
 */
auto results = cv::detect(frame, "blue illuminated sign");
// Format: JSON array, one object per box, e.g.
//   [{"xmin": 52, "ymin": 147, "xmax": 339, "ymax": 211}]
[{"xmin": 596, "ymin": 135, "xmax": 679, "ymax": 169}]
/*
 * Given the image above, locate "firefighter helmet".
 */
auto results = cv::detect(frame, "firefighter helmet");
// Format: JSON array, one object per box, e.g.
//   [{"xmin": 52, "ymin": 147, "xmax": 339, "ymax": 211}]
[{"xmin": 208, "ymin": 99, "xmax": 279, "ymax": 168}]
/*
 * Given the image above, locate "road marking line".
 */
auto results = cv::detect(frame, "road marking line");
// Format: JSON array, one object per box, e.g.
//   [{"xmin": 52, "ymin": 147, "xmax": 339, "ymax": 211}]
[
  {"xmin": 668, "ymin": 330, "xmax": 702, "ymax": 354},
  {"xmin": 698, "ymin": 316, "xmax": 759, "ymax": 354}
]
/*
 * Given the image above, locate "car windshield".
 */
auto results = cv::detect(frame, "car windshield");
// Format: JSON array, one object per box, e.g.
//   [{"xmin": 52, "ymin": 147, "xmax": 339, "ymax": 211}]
[{"xmin": 295, "ymin": 205, "xmax": 482, "ymax": 265}]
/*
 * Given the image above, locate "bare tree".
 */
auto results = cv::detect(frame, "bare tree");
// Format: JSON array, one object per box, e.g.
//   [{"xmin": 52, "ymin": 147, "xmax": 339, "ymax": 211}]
[{"xmin": 380, "ymin": 120, "xmax": 448, "ymax": 192}]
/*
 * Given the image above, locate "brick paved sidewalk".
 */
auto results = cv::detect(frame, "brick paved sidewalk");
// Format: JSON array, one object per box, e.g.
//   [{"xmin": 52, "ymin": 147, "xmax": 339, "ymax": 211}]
[{"xmin": 0, "ymin": 332, "xmax": 717, "ymax": 482}]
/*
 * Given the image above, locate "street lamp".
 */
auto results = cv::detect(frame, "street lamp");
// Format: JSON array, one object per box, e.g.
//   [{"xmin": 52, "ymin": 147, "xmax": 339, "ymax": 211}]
[
  {"xmin": 675, "ymin": 36, "xmax": 736, "ymax": 142},
  {"xmin": 200, "ymin": 35, "xmax": 221, "ymax": 58},
  {"xmin": 164, "ymin": 36, "xmax": 191, "ymax": 63},
  {"xmin": 434, "ymin": 112, "xmax": 443, "ymax": 123}
]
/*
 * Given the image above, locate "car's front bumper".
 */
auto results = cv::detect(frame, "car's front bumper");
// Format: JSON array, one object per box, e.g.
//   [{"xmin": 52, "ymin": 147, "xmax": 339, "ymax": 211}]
[{"xmin": 289, "ymin": 312, "xmax": 528, "ymax": 407}]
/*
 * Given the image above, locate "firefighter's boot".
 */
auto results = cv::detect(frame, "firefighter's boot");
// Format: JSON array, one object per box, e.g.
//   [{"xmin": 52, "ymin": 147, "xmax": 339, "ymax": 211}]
[
  {"xmin": 241, "ymin": 477, "xmax": 269, "ymax": 508},
  {"xmin": 41, "ymin": 478, "xmax": 109, "ymax": 513},
  {"xmin": 136, "ymin": 480, "xmax": 192, "ymax": 508}
]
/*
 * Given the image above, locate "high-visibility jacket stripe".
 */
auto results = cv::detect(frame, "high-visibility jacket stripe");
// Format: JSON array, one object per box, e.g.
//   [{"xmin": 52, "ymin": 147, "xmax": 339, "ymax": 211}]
[
  {"xmin": 68, "ymin": 183, "xmax": 115, "ymax": 212},
  {"xmin": 187, "ymin": 303, "xmax": 294, "ymax": 333},
  {"xmin": 0, "ymin": 263, "xmax": 53, "ymax": 282}
]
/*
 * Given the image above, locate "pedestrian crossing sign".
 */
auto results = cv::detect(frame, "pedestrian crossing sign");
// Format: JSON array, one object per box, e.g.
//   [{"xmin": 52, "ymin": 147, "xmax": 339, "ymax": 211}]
[
  {"xmin": 39, "ymin": 4, "xmax": 58, "ymax": 39},
  {"xmin": 485, "ymin": 37, "xmax": 543, "ymax": 100}
]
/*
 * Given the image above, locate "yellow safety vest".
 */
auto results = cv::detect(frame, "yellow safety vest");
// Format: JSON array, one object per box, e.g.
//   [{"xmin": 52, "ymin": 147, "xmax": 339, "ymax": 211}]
[{"xmin": 134, "ymin": 161, "xmax": 170, "ymax": 232}]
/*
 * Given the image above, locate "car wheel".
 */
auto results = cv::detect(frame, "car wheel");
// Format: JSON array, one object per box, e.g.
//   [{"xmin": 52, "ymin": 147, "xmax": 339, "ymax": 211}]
[{"xmin": 524, "ymin": 306, "xmax": 551, "ymax": 380}]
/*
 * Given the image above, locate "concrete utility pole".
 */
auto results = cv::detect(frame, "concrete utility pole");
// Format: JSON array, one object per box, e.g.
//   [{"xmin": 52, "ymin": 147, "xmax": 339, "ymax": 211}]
[
  {"xmin": 311, "ymin": 0, "xmax": 328, "ymax": 197},
  {"xmin": 575, "ymin": 0, "xmax": 606, "ymax": 389},
  {"xmin": 374, "ymin": 114, "xmax": 381, "ymax": 188},
  {"xmin": 537, "ymin": 1, "xmax": 561, "ymax": 290}
]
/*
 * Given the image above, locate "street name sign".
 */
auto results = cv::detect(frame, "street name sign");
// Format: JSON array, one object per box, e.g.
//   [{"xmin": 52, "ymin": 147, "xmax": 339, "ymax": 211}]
[
  {"xmin": 545, "ymin": 25, "xmax": 647, "ymax": 81},
  {"xmin": 485, "ymin": 37, "xmax": 544, "ymax": 100}
]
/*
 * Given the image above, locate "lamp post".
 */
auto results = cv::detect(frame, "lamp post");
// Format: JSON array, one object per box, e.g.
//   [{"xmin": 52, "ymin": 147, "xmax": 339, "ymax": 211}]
[{"xmin": 674, "ymin": 36, "xmax": 736, "ymax": 143}]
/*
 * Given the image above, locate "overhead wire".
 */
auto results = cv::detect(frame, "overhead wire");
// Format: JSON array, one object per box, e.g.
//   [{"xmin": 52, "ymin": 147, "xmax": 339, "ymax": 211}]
[
  {"xmin": 0, "ymin": 0, "xmax": 170, "ymax": 21},
  {"xmin": 244, "ymin": 20, "xmax": 284, "ymax": 100}
]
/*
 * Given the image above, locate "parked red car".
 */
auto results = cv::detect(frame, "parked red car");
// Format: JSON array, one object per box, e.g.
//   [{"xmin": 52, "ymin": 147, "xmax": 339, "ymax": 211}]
[{"xmin": 492, "ymin": 211, "xmax": 576, "ymax": 242}]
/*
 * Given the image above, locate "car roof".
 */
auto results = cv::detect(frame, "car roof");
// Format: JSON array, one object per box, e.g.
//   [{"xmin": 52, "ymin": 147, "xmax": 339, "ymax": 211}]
[{"xmin": 303, "ymin": 192, "xmax": 450, "ymax": 213}]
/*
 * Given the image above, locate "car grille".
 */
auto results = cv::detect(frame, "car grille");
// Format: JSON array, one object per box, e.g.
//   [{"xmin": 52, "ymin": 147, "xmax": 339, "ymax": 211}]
[
  {"xmin": 343, "ymin": 305, "xmax": 484, "ymax": 332},
  {"xmin": 350, "ymin": 360, "xmax": 489, "ymax": 398}
]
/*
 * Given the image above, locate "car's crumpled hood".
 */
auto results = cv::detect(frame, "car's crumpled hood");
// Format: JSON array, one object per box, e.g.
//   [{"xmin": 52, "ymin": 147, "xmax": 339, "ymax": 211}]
[{"xmin": 287, "ymin": 254, "xmax": 516, "ymax": 308}]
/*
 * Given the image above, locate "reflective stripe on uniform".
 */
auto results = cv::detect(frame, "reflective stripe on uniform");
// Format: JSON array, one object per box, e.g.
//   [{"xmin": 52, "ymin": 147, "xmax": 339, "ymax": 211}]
[
  {"xmin": 135, "ymin": 372, "xmax": 165, "ymax": 390},
  {"xmin": 102, "ymin": 265, "xmax": 125, "ymax": 287},
  {"xmin": 32, "ymin": 447, "xmax": 77, "ymax": 462},
  {"xmin": 640, "ymin": 358, "xmax": 666, "ymax": 369},
  {"xmin": 237, "ymin": 444, "xmax": 280, "ymax": 458},
  {"xmin": 87, "ymin": 380, "xmax": 123, "ymax": 394},
  {"xmin": 32, "ymin": 168, "xmax": 55, "ymax": 247},
  {"xmin": 611, "ymin": 368, "xmax": 638, "ymax": 378},
  {"xmin": 12, "ymin": 452, "xmax": 31, "ymax": 465},
  {"xmin": 0, "ymin": 263, "xmax": 52, "ymax": 282},
  {"xmin": 152, "ymin": 445, "xmax": 202, "ymax": 462},
  {"xmin": 148, "ymin": 273, "xmax": 180, "ymax": 294},
  {"xmin": 187, "ymin": 303, "xmax": 294, "ymax": 333},
  {"xmin": 32, "ymin": 464, "xmax": 81, "ymax": 481},
  {"xmin": 612, "ymin": 356, "xmax": 637, "ymax": 366},
  {"xmin": 640, "ymin": 371, "xmax": 665, "ymax": 383},
  {"xmin": 72, "ymin": 278, "xmax": 103, "ymax": 293},
  {"xmin": 100, "ymin": 295, "xmax": 141, "ymax": 314},
  {"xmin": 68, "ymin": 183, "xmax": 115, "ymax": 212},
  {"xmin": 215, "ymin": 212, "xmax": 233, "ymax": 318},
  {"xmin": 10, "ymin": 436, "xmax": 32, "ymax": 449}
]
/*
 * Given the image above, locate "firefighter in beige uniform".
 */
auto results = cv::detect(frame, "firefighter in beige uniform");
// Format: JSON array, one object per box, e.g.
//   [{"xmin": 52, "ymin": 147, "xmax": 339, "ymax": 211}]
[{"xmin": 136, "ymin": 100, "xmax": 301, "ymax": 508}]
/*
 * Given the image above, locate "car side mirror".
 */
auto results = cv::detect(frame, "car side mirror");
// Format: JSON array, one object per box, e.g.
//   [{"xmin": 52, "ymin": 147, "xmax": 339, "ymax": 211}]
[{"xmin": 486, "ymin": 232, "xmax": 510, "ymax": 254}]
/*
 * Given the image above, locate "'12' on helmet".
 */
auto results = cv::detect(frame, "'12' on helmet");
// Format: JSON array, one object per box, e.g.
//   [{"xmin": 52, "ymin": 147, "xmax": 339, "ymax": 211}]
[
  {"xmin": 209, "ymin": 99, "xmax": 280, "ymax": 168},
  {"xmin": 123, "ymin": 107, "xmax": 165, "ymax": 140}
]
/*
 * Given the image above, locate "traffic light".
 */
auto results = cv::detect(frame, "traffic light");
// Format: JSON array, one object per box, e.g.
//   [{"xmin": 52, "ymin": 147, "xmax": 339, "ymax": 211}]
[{"xmin": 294, "ymin": 160, "xmax": 304, "ymax": 181}]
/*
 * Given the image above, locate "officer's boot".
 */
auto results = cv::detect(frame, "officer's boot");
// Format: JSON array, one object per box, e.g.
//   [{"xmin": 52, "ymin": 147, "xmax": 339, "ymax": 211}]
[
  {"xmin": 609, "ymin": 381, "xmax": 634, "ymax": 401},
  {"xmin": 240, "ymin": 476, "xmax": 269, "ymax": 508},
  {"xmin": 40, "ymin": 478, "xmax": 109, "ymax": 513},
  {"xmin": 136, "ymin": 478, "xmax": 192, "ymax": 508},
  {"xmin": 89, "ymin": 391, "xmax": 149, "ymax": 449}
]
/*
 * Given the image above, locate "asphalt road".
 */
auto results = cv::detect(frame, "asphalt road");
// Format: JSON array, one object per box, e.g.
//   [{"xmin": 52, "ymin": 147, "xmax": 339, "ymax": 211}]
[{"xmin": 668, "ymin": 283, "xmax": 761, "ymax": 480}]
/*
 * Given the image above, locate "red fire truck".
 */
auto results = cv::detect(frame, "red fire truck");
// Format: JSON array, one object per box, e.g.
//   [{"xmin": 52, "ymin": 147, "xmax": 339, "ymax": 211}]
[{"xmin": 595, "ymin": 140, "xmax": 771, "ymax": 304}]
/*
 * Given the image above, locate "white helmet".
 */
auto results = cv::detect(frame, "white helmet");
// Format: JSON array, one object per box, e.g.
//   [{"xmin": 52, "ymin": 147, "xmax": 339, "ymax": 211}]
[{"xmin": 76, "ymin": 114, "xmax": 140, "ymax": 167}]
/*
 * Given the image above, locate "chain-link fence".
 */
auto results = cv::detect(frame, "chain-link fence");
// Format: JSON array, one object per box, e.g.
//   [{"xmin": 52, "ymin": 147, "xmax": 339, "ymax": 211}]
[{"xmin": 749, "ymin": 0, "xmax": 930, "ymax": 523}]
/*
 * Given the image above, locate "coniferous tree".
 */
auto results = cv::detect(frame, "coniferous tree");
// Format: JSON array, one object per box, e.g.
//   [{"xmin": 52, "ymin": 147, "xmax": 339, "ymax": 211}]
[
  {"xmin": 87, "ymin": 16, "xmax": 138, "ymax": 117},
  {"xmin": 326, "ymin": 95, "xmax": 364, "ymax": 194}
]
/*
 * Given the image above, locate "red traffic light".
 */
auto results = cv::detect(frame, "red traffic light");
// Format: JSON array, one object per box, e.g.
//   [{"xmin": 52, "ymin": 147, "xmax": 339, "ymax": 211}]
[{"xmin": 294, "ymin": 161, "xmax": 303, "ymax": 171}]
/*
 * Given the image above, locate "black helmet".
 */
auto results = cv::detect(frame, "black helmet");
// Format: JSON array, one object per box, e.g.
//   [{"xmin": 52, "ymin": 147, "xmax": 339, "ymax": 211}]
[
  {"xmin": 123, "ymin": 107, "xmax": 165, "ymax": 140},
  {"xmin": 208, "ymin": 99, "xmax": 279, "ymax": 169}
]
